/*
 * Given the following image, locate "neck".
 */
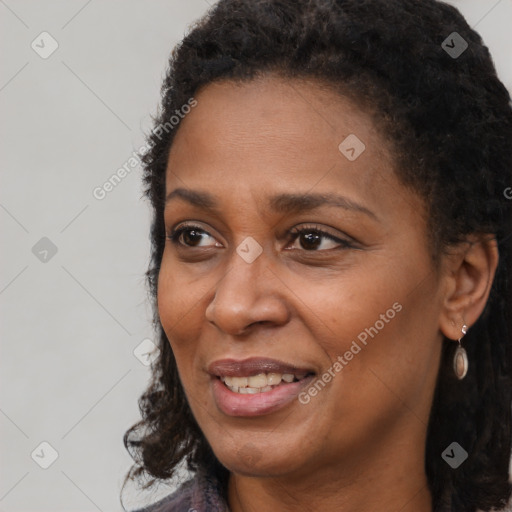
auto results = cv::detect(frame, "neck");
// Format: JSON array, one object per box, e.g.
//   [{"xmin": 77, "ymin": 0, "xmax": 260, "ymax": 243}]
[{"xmin": 227, "ymin": 427, "xmax": 433, "ymax": 512}]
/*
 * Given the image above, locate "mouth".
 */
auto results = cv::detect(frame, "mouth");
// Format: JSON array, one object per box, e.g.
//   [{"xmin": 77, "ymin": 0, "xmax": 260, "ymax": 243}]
[
  {"xmin": 219, "ymin": 371, "xmax": 313, "ymax": 394},
  {"xmin": 208, "ymin": 357, "xmax": 316, "ymax": 416}
]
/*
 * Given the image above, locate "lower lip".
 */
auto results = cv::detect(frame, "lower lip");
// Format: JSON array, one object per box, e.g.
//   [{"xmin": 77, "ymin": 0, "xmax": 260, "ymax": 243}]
[{"xmin": 211, "ymin": 376, "xmax": 314, "ymax": 417}]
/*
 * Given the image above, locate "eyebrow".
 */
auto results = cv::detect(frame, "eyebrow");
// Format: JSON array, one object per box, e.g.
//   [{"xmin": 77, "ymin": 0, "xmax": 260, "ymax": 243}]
[{"xmin": 165, "ymin": 188, "xmax": 378, "ymax": 220}]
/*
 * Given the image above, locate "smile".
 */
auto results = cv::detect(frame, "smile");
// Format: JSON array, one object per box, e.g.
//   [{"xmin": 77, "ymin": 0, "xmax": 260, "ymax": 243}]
[
  {"xmin": 208, "ymin": 357, "xmax": 316, "ymax": 416},
  {"xmin": 220, "ymin": 372, "xmax": 308, "ymax": 394}
]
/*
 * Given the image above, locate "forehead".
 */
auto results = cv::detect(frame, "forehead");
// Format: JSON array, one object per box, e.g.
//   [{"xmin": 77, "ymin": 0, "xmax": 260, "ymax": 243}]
[
  {"xmin": 169, "ymin": 75, "xmax": 384, "ymax": 161},
  {"xmin": 164, "ymin": 75, "xmax": 417, "ymax": 223}
]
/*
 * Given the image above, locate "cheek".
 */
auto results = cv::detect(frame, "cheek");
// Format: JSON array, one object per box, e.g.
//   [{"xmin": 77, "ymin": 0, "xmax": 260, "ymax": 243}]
[
  {"xmin": 326, "ymin": 281, "xmax": 442, "ymax": 431},
  {"xmin": 156, "ymin": 256, "xmax": 218, "ymax": 390},
  {"xmin": 312, "ymin": 254, "xmax": 440, "ymax": 386},
  {"xmin": 156, "ymin": 266, "xmax": 203, "ymax": 409},
  {"xmin": 157, "ymin": 259, "xmax": 199, "ymax": 359},
  {"xmin": 157, "ymin": 265, "xmax": 181, "ymax": 336},
  {"xmin": 305, "ymin": 270, "xmax": 400, "ymax": 353},
  {"xmin": 157, "ymin": 253, "xmax": 206, "ymax": 334}
]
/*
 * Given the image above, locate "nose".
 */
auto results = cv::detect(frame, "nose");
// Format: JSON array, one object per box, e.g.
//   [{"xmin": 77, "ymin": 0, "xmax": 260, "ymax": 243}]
[{"xmin": 205, "ymin": 246, "xmax": 291, "ymax": 336}]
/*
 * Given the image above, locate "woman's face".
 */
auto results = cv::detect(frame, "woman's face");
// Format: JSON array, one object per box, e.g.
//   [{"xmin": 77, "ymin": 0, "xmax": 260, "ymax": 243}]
[{"xmin": 158, "ymin": 75, "xmax": 447, "ymax": 478}]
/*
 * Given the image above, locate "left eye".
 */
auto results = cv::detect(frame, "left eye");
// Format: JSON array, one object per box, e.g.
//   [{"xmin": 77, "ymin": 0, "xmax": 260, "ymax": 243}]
[{"xmin": 287, "ymin": 227, "xmax": 353, "ymax": 251}]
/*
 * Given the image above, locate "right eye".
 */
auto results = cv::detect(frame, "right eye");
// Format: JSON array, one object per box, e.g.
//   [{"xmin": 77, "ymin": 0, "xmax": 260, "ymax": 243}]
[{"xmin": 167, "ymin": 224, "xmax": 221, "ymax": 248}]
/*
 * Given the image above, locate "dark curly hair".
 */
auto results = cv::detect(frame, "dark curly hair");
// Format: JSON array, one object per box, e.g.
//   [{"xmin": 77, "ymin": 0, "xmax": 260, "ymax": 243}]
[{"xmin": 122, "ymin": 1, "xmax": 512, "ymax": 510}]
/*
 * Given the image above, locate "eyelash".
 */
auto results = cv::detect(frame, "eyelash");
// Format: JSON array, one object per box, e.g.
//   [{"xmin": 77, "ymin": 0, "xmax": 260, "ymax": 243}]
[{"xmin": 166, "ymin": 223, "xmax": 355, "ymax": 251}]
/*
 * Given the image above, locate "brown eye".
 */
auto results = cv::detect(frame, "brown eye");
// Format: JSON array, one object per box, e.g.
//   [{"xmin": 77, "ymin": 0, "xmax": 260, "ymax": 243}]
[
  {"xmin": 288, "ymin": 226, "xmax": 354, "ymax": 251},
  {"xmin": 168, "ymin": 225, "xmax": 218, "ymax": 248}
]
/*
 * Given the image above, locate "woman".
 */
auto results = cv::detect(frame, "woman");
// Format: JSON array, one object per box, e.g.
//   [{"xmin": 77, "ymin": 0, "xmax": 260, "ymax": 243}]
[{"xmin": 122, "ymin": 0, "xmax": 512, "ymax": 510}]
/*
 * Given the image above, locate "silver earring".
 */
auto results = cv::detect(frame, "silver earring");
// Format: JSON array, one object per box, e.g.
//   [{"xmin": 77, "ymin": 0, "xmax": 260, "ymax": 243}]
[{"xmin": 453, "ymin": 324, "xmax": 468, "ymax": 380}]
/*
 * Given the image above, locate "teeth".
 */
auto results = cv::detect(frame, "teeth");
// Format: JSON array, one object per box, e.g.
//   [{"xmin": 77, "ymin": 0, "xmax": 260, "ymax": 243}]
[
  {"xmin": 266, "ymin": 373, "xmax": 281, "ymax": 385},
  {"xmin": 222, "ymin": 371, "xmax": 307, "ymax": 394},
  {"xmin": 231, "ymin": 376, "xmax": 248, "ymax": 388},
  {"xmin": 248, "ymin": 374, "xmax": 267, "ymax": 387}
]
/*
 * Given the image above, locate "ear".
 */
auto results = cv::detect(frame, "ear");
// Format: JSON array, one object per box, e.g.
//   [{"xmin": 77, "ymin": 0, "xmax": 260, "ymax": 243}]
[{"xmin": 439, "ymin": 235, "xmax": 499, "ymax": 340}]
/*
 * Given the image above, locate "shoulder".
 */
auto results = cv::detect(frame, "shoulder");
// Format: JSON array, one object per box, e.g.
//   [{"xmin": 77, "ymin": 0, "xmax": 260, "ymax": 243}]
[
  {"xmin": 129, "ymin": 469, "xmax": 229, "ymax": 512},
  {"xmin": 130, "ymin": 478, "xmax": 196, "ymax": 512}
]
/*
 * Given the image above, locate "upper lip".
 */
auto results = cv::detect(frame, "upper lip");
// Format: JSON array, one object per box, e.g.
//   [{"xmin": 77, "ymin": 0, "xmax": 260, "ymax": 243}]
[{"xmin": 207, "ymin": 357, "xmax": 315, "ymax": 378}]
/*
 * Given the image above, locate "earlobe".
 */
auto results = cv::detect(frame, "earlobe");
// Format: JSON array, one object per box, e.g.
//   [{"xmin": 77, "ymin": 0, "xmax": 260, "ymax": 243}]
[{"xmin": 438, "ymin": 235, "xmax": 499, "ymax": 342}]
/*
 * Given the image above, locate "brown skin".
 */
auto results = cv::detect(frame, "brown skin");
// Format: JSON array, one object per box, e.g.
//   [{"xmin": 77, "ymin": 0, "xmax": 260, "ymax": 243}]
[{"xmin": 157, "ymin": 75, "xmax": 498, "ymax": 512}]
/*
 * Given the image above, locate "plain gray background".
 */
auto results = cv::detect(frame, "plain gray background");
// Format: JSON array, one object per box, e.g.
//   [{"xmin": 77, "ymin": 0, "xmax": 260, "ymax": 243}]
[{"xmin": 1, "ymin": 1, "xmax": 511, "ymax": 511}]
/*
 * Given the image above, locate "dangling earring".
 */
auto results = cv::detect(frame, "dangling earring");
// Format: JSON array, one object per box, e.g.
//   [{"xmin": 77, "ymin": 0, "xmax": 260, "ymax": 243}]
[{"xmin": 453, "ymin": 324, "xmax": 468, "ymax": 380}]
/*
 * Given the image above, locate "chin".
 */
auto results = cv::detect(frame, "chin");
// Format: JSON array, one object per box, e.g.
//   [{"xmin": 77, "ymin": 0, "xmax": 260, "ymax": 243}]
[{"xmin": 213, "ymin": 441, "xmax": 304, "ymax": 478}]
